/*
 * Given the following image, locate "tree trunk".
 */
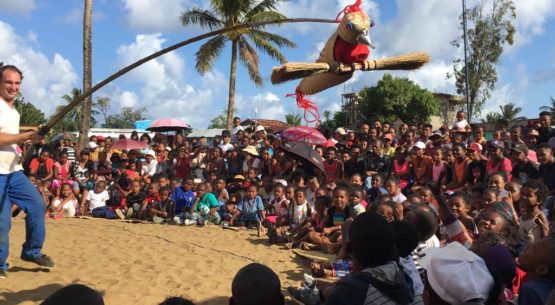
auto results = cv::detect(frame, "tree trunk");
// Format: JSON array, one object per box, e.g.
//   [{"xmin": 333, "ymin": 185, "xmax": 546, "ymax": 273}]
[
  {"xmin": 79, "ymin": 0, "xmax": 93, "ymax": 152},
  {"xmin": 226, "ymin": 39, "xmax": 238, "ymax": 131}
]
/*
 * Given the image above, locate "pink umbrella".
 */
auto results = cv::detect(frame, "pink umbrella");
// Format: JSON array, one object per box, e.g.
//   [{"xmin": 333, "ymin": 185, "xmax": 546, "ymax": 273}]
[
  {"xmin": 146, "ymin": 118, "xmax": 190, "ymax": 132},
  {"xmin": 111, "ymin": 139, "xmax": 149, "ymax": 151},
  {"xmin": 281, "ymin": 126, "xmax": 326, "ymax": 145}
]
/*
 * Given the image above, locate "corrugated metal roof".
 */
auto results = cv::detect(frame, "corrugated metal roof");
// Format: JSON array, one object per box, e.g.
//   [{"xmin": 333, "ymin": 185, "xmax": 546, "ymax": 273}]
[{"xmin": 187, "ymin": 129, "xmax": 225, "ymax": 138}]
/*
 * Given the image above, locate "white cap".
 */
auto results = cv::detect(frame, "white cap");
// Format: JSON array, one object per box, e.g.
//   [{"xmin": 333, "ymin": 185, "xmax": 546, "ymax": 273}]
[
  {"xmin": 335, "ymin": 127, "xmax": 347, "ymax": 135},
  {"xmin": 420, "ymin": 242, "xmax": 494, "ymax": 304},
  {"xmin": 145, "ymin": 149, "xmax": 156, "ymax": 157},
  {"xmin": 88, "ymin": 141, "xmax": 98, "ymax": 149},
  {"xmin": 414, "ymin": 141, "xmax": 426, "ymax": 150},
  {"xmin": 255, "ymin": 125, "xmax": 265, "ymax": 133}
]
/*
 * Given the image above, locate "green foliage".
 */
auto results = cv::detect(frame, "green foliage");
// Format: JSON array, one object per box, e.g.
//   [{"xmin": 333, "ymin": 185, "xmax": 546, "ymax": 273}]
[
  {"xmin": 51, "ymin": 88, "xmax": 100, "ymax": 134},
  {"xmin": 539, "ymin": 96, "xmax": 555, "ymax": 113},
  {"xmin": 104, "ymin": 106, "xmax": 146, "ymax": 129},
  {"xmin": 450, "ymin": 0, "xmax": 516, "ymax": 119},
  {"xmin": 482, "ymin": 102, "xmax": 525, "ymax": 127},
  {"xmin": 209, "ymin": 108, "xmax": 235, "ymax": 129},
  {"xmin": 319, "ymin": 110, "xmax": 337, "ymax": 130},
  {"xmin": 14, "ymin": 96, "xmax": 46, "ymax": 126},
  {"xmin": 94, "ymin": 96, "xmax": 111, "ymax": 127},
  {"xmin": 285, "ymin": 113, "xmax": 302, "ymax": 126},
  {"xmin": 357, "ymin": 74, "xmax": 439, "ymax": 125},
  {"xmin": 181, "ymin": 0, "xmax": 296, "ymax": 129}
]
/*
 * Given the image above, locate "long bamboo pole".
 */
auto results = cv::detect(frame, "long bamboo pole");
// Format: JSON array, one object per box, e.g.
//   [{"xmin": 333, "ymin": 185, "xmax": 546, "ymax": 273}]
[{"xmin": 41, "ymin": 18, "xmax": 337, "ymax": 135}]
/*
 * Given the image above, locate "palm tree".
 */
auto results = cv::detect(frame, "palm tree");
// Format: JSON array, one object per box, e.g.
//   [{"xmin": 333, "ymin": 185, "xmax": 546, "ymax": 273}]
[
  {"xmin": 285, "ymin": 113, "xmax": 302, "ymax": 126},
  {"xmin": 481, "ymin": 112, "xmax": 501, "ymax": 124},
  {"xmin": 539, "ymin": 96, "xmax": 555, "ymax": 113},
  {"xmin": 498, "ymin": 103, "xmax": 526, "ymax": 126},
  {"xmin": 181, "ymin": 0, "xmax": 296, "ymax": 130},
  {"xmin": 79, "ymin": 0, "xmax": 93, "ymax": 151},
  {"xmin": 60, "ymin": 88, "xmax": 98, "ymax": 128}
]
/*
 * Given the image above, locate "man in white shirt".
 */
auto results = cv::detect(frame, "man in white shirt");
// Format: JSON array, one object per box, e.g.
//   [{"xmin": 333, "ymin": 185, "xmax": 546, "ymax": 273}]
[
  {"xmin": 0, "ymin": 65, "xmax": 55, "ymax": 279},
  {"xmin": 219, "ymin": 130, "xmax": 234, "ymax": 154}
]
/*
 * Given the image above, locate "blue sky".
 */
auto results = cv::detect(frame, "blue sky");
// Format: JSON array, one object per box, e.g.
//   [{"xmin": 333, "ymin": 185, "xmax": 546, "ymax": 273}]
[{"xmin": 0, "ymin": 0, "xmax": 554, "ymax": 129}]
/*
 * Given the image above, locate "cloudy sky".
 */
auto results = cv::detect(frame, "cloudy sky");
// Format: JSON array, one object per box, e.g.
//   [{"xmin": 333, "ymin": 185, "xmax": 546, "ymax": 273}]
[{"xmin": 0, "ymin": 0, "xmax": 554, "ymax": 128}]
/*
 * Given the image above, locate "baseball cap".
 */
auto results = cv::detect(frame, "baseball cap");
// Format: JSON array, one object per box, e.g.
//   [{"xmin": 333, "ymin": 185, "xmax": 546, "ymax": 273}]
[
  {"xmin": 233, "ymin": 175, "xmax": 245, "ymax": 181},
  {"xmin": 145, "ymin": 149, "xmax": 156, "ymax": 157},
  {"xmin": 335, "ymin": 127, "xmax": 347, "ymax": 135},
  {"xmin": 96, "ymin": 135, "xmax": 105, "ymax": 141},
  {"xmin": 511, "ymin": 143, "xmax": 529, "ymax": 154},
  {"xmin": 255, "ymin": 125, "xmax": 266, "ymax": 133},
  {"xmin": 88, "ymin": 141, "xmax": 98, "ymax": 149},
  {"xmin": 527, "ymin": 129, "xmax": 539, "ymax": 137},
  {"xmin": 420, "ymin": 242, "xmax": 494, "ymax": 305},
  {"xmin": 414, "ymin": 141, "xmax": 426, "ymax": 150},
  {"xmin": 488, "ymin": 140, "xmax": 505, "ymax": 150},
  {"xmin": 467, "ymin": 142, "xmax": 482, "ymax": 152},
  {"xmin": 382, "ymin": 133, "xmax": 393, "ymax": 141},
  {"xmin": 429, "ymin": 131, "xmax": 444, "ymax": 140}
]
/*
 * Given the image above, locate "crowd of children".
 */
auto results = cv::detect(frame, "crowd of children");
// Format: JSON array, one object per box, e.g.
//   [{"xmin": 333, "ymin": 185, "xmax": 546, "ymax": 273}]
[{"xmin": 17, "ymin": 111, "xmax": 555, "ymax": 304}]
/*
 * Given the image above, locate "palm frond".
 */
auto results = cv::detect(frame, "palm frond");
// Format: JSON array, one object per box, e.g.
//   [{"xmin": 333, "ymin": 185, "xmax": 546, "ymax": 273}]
[
  {"xmin": 245, "ymin": 1, "xmax": 285, "ymax": 19},
  {"xmin": 238, "ymin": 38, "xmax": 263, "ymax": 86},
  {"xmin": 247, "ymin": 33, "xmax": 288, "ymax": 64},
  {"xmin": 246, "ymin": 11, "xmax": 287, "ymax": 23},
  {"xmin": 249, "ymin": 29, "xmax": 296, "ymax": 48},
  {"xmin": 181, "ymin": 8, "xmax": 222, "ymax": 30},
  {"xmin": 212, "ymin": 0, "xmax": 252, "ymax": 21},
  {"xmin": 195, "ymin": 34, "xmax": 227, "ymax": 74}
]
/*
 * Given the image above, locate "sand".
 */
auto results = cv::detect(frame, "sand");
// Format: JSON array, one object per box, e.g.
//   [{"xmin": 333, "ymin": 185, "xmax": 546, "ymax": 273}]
[{"xmin": 1, "ymin": 217, "xmax": 314, "ymax": 305}]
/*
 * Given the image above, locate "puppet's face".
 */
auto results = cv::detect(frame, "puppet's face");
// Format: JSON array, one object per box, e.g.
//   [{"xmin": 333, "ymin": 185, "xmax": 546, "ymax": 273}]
[{"xmin": 338, "ymin": 11, "xmax": 374, "ymax": 47}]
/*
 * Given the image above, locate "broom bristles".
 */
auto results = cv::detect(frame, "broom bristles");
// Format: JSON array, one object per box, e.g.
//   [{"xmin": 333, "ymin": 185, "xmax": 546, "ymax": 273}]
[
  {"xmin": 372, "ymin": 52, "xmax": 430, "ymax": 70},
  {"xmin": 270, "ymin": 52, "xmax": 431, "ymax": 84}
]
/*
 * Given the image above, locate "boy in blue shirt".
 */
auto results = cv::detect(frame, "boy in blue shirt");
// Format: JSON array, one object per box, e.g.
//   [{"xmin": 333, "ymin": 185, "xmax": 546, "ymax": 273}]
[
  {"xmin": 231, "ymin": 185, "xmax": 266, "ymax": 228},
  {"xmin": 170, "ymin": 176, "xmax": 195, "ymax": 225}
]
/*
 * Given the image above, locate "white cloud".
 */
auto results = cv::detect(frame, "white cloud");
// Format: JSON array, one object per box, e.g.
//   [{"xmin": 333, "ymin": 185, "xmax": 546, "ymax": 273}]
[
  {"xmin": 235, "ymin": 92, "xmax": 288, "ymax": 120},
  {"xmin": 514, "ymin": 0, "xmax": 555, "ymax": 36},
  {"xmin": 122, "ymin": 0, "xmax": 190, "ymax": 31},
  {"xmin": 0, "ymin": 0, "xmax": 35, "ymax": 15},
  {"xmin": 0, "ymin": 21, "xmax": 78, "ymax": 115},
  {"xmin": 113, "ymin": 33, "xmax": 221, "ymax": 128}
]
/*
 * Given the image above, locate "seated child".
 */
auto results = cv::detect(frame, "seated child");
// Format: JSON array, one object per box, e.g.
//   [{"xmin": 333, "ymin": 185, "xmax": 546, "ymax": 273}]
[
  {"xmin": 366, "ymin": 173, "xmax": 387, "ymax": 203},
  {"xmin": 266, "ymin": 184, "xmax": 289, "ymax": 226},
  {"xmin": 483, "ymin": 188, "xmax": 499, "ymax": 208},
  {"xmin": 519, "ymin": 180, "xmax": 550, "ymax": 245},
  {"xmin": 220, "ymin": 193, "xmax": 240, "ymax": 225},
  {"xmin": 350, "ymin": 187, "xmax": 366, "ymax": 216},
  {"xmin": 124, "ymin": 180, "xmax": 146, "ymax": 219},
  {"xmin": 85, "ymin": 181, "xmax": 114, "ymax": 219},
  {"xmin": 230, "ymin": 263, "xmax": 284, "ymax": 305},
  {"xmin": 517, "ymin": 237, "xmax": 555, "ymax": 305},
  {"xmin": 448, "ymin": 192, "xmax": 477, "ymax": 237},
  {"xmin": 369, "ymin": 200, "xmax": 398, "ymax": 223},
  {"xmin": 231, "ymin": 185, "xmax": 266, "ymax": 229},
  {"xmin": 48, "ymin": 183, "xmax": 79, "ymax": 218},
  {"xmin": 189, "ymin": 182, "xmax": 221, "ymax": 225},
  {"xmin": 150, "ymin": 186, "xmax": 174, "ymax": 224},
  {"xmin": 140, "ymin": 182, "xmax": 160, "ymax": 220},
  {"xmin": 214, "ymin": 178, "xmax": 229, "ymax": 205},
  {"xmin": 385, "ymin": 177, "xmax": 407, "ymax": 205},
  {"xmin": 171, "ymin": 177, "xmax": 195, "ymax": 225},
  {"xmin": 305, "ymin": 186, "xmax": 355, "ymax": 254}
]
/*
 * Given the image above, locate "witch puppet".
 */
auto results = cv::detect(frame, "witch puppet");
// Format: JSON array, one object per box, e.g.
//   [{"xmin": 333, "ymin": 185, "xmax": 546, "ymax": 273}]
[{"xmin": 271, "ymin": 0, "xmax": 430, "ymax": 125}]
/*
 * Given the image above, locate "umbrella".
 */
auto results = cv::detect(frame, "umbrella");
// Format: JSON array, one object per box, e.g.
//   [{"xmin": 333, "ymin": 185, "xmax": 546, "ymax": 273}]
[
  {"xmin": 146, "ymin": 118, "xmax": 190, "ymax": 132},
  {"xmin": 281, "ymin": 126, "xmax": 326, "ymax": 145},
  {"xmin": 110, "ymin": 139, "xmax": 149, "ymax": 151},
  {"xmin": 281, "ymin": 142, "xmax": 324, "ymax": 172}
]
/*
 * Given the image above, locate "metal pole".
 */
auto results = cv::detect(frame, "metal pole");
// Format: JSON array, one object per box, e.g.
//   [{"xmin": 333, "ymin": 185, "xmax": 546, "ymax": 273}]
[{"xmin": 462, "ymin": 0, "xmax": 471, "ymax": 122}]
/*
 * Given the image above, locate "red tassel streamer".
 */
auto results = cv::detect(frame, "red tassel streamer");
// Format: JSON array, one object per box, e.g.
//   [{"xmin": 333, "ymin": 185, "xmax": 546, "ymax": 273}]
[
  {"xmin": 286, "ymin": 89, "xmax": 320, "ymax": 127},
  {"xmin": 335, "ymin": 0, "xmax": 363, "ymax": 21}
]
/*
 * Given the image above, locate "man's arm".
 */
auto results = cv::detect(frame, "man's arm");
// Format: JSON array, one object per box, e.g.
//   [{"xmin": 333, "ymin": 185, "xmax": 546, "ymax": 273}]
[{"xmin": 0, "ymin": 131, "xmax": 43, "ymax": 147}]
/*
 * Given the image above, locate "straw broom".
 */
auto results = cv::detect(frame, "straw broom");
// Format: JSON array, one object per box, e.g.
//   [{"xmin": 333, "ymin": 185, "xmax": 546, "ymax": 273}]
[{"xmin": 271, "ymin": 52, "xmax": 431, "ymax": 84}]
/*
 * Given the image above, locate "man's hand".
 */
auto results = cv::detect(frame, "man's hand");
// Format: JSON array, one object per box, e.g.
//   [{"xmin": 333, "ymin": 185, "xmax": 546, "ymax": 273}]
[{"xmin": 27, "ymin": 131, "xmax": 45, "ymax": 144}]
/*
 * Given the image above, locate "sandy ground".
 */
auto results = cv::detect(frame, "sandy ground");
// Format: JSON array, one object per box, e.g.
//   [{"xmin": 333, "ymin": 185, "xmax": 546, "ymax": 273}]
[{"xmin": 1, "ymin": 217, "xmax": 312, "ymax": 305}]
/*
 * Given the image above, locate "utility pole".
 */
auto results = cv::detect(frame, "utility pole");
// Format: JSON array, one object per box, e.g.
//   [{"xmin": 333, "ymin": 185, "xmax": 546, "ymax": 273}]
[{"xmin": 462, "ymin": 0, "xmax": 471, "ymax": 122}]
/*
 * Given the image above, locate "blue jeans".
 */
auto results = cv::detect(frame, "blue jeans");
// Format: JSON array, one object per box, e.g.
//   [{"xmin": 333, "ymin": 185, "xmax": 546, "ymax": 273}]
[{"xmin": 0, "ymin": 171, "xmax": 46, "ymax": 271}]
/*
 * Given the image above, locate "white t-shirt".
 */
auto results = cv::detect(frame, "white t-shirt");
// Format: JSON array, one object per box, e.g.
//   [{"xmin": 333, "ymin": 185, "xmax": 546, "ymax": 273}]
[
  {"xmin": 142, "ymin": 160, "xmax": 158, "ymax": 176},
  {"xmin": 391, "ymin": 192, "xmax": 407, "ymax": 205},
  {"xmin": 0, "ymin": 98, "xmax": 21, "ymax": 174},
  {"xmin": 242, "ymin": 158, "xmax": 260, "ymax": 173},
  {"xmin": 86, "ymin": 190, "xmax": 110, "ymax": 211},
  {"xmin": 52, "ymin": 198, "xmax": 78, "ymax": 217},
  {"xmin": 219, "ymin": 143, "xmax": 234, "ymax": 154}
]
